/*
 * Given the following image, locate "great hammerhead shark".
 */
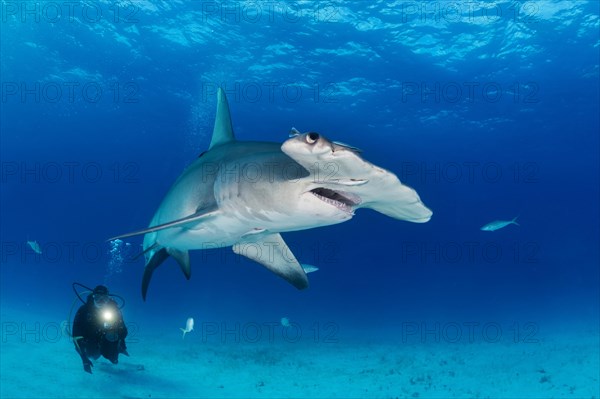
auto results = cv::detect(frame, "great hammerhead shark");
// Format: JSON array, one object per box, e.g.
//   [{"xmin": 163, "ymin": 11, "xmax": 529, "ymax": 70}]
[{"xmin": 110, "ymin": 89, "xmax": 432, "ymax": 299}]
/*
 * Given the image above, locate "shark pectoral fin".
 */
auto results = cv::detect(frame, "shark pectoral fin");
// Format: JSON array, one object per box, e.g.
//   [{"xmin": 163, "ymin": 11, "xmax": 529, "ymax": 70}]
[
  {"xmin": 167, "ymin": 248, "xmax": 191, "ymax": 280},
  {"xmin": 233, "ymin": 233, "xmax": 308, "ymax": 290},
  {"xmin": 142, "ymin": 248, "xmax": 169, "ymax": 301},
  {"xmin": 108, "ymin": 209, "xmax": 220, "ymax": 241}
]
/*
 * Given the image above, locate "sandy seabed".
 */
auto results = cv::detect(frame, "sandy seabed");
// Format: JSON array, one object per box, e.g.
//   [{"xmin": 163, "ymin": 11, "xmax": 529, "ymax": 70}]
[{"xmin": 1, "ymin": 307, "xmax": 598, "ymax": 399}]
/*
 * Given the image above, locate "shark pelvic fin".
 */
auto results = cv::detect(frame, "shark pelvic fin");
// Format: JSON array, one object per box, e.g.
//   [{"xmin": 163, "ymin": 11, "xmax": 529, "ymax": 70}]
[
  {"xmin": 209, "ymin": 88, "xmax": 235, "ymax": 150},
  {"xmin": 142, "ymin": 248, "xmax": 169, "ymax": 301},
  {"xmin": 131, "ymin": 242, "xmax": 159, "ymax": 261},
  {"xmin": 139, "ymin": 247, "xmax": 190, "ymax": 301},
  {"xmin": 167, "ymin": 248, "xmax": 191, "ymax": 279},
  {"xmin": 233, "ymin": 233, "xmax": 308, "ymax": 290}
]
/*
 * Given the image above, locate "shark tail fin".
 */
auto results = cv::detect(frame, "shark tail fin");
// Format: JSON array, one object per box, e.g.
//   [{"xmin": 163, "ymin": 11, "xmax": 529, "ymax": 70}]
[
  {"xmin": 180, "ymin": 328, "xmax": 187, "ymax": 339},
  {"xmin": 512, "ymin": 216, "xmax": 520, "ymax": 226}
]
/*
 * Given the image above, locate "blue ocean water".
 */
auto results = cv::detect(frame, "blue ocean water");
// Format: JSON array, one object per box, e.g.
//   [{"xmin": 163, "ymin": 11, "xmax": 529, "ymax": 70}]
[{"xmin": 1, "ymin": 1, "xmax": 599, "ymax": 398}]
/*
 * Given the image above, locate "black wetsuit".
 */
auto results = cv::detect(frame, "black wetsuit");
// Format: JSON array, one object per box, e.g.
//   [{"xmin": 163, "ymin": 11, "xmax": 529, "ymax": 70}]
[{"xmin": 72, "ymin": 296, "xmax": 128, "ymax": 373}]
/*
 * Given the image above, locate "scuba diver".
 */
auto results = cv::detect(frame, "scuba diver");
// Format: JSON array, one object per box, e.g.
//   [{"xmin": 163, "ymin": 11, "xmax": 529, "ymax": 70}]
[{"xmin": 71, "ymin": 283, "xmax": 129, "ymax": 373}]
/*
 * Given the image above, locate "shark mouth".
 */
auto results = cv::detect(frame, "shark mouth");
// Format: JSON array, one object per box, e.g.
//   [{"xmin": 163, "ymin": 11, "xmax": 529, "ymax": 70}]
[{"xmin": 310, "ymin": 188, "xmax": 361, "ymax": 213}]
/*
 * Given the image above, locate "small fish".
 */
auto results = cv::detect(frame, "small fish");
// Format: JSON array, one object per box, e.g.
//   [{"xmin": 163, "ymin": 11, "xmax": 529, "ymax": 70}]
[
  {"xmin": 180, "ymin": 317, "xmax": 194, "ymax": 338},
  {"xmin": 280, "ymin": 317, "xmax": 290, "ymax": 328},
  {"xmin": 481, "ymin": 217, "xmax": 520, "ymax": 231},
  {"xmin": 27, "ymin": 240, "xmax": 42, "ymax": 254},
  {"xmin": 301, "ymin": 264, "xmax": 319, "ymax": 274}
]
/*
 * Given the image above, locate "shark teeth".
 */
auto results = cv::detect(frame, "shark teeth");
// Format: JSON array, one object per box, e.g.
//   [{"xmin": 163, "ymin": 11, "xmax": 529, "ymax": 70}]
[{"xmin": 310, "ymin": 188, "xmax": 360, "ymax": 213}]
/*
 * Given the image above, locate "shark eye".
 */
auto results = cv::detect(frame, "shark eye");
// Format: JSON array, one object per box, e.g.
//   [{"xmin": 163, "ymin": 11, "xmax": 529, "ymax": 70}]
[{"xmin": 306, "ymin": 132, "xmax": 319, "ymax": 144}]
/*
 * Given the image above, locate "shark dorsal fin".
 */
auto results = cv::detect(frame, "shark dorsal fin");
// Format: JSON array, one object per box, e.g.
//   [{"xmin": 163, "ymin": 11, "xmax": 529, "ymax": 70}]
[{"xmin": 209, "ymin": 88, "xmax": 235, "ymax": 150}]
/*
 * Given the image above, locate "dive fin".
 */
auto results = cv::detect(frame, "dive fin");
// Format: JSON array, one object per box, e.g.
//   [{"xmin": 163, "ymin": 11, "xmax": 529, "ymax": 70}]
[
  {"xmin": 233, "ymin": 233, "xmax": 308, "ymax": 290},
  {"xmin": 209, "ymin": 88, "xmax": 235, "ymax": 149}
]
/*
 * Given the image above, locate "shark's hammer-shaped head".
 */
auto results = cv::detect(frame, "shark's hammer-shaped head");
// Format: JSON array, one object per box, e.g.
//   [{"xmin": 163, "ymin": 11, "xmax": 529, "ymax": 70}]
[
  {"xmin": 282, "ymin": 131, "xmax": 364, "ymax": 218},
  {"xmin": 282, "ymin": 131, "xmax": 432, "ymax": 224}
]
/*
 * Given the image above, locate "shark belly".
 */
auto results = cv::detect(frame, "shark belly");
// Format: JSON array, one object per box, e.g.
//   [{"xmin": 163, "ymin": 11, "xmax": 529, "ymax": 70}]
[
  {"xmin": 153, "ymin": 213, "xmax": 257, "ymax": 249},
  {"xmin": 152, "ymin": 213, "xmax": 347, "ymax": 250}
]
